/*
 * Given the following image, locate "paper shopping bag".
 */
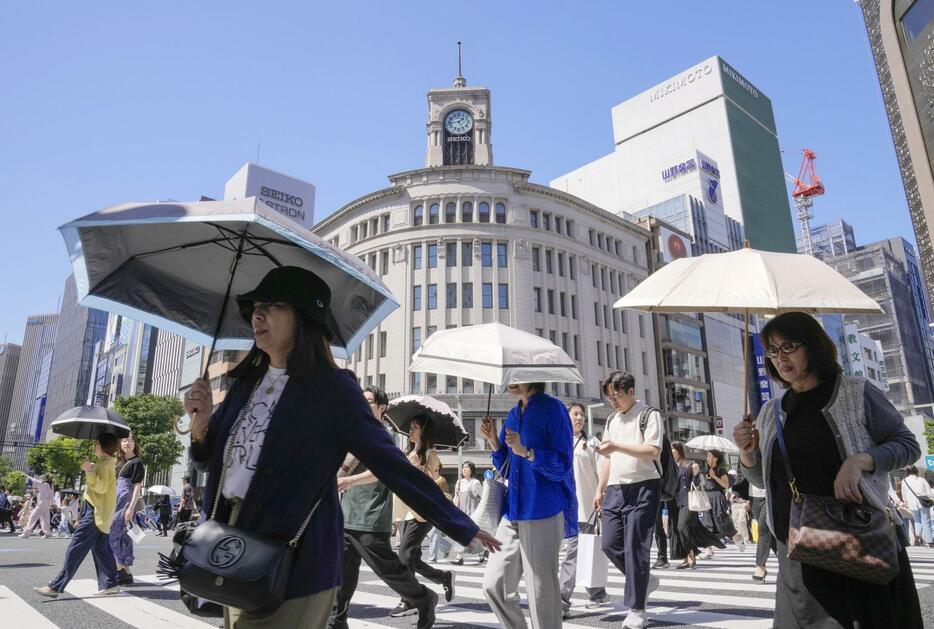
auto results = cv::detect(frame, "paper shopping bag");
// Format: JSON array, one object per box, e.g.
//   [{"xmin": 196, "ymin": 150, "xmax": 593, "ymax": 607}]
[{"xmin": 575, "ymin": 531, "xmax": 609, "ymax": 589}]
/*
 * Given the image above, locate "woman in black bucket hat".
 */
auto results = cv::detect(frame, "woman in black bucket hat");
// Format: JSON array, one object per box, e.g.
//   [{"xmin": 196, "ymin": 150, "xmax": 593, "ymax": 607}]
[{"xmin": 184, "ymin": 266, "xmax": 500, "ymax": 629}]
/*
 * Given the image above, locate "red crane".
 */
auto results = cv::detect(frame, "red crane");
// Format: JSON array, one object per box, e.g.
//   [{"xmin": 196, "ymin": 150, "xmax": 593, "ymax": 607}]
[{"xmin": 787, "ymin": 149, "xmax": 825, "ymax": 256}]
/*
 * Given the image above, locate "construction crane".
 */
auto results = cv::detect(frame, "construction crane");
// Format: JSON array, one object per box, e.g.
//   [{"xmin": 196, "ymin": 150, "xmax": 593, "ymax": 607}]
[{"xmin": 786, "ymin": 149, "xmax": 825, "ymax": 257}]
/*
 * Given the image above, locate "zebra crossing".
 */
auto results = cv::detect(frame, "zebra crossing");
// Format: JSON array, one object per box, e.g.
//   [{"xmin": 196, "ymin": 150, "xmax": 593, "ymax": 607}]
[{"xmin": 1, "ymin": 546, "xmax": 932, "ymax": 628}]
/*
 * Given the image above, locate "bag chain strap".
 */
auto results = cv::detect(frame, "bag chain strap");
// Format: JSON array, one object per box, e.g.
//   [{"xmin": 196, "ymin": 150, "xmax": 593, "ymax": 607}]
[{"xmin": 209, "ymin": 376, "xmax": 326, "ymax": 548}]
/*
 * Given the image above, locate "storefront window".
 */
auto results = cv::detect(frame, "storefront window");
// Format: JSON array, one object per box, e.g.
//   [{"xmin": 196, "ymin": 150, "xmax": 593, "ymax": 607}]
[
  {"xmin": 665, "ymin": 382, "xmax": 708, "ymax": 415},
  {"xmin": 666, "ymin": 319, "xmax": 704, "ymax": 350}
]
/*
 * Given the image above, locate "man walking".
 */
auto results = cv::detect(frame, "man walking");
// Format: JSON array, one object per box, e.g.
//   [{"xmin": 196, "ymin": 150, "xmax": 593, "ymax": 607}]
[
  {"xmin": 594, "ymin": 371, "xmax": 663, "ymax": 629},
  {"xmin": 329, "ymin": 386, "xmax": 439, "ymax": 629}
]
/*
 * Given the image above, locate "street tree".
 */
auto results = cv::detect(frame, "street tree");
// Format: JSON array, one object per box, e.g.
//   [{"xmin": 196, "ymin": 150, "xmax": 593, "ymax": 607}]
[
  {"xmin": 0, "ymin": 455, "xmax": 12, "ymax": 480},
  {"xmin": 26, "ymin": 437, "xmax": 93, "ymax": 488},
  {"xmin": 113, "ymin": 394, "xmax": 185, "ymax": 477},
  {"xmin": 3, "ymin": 471, "xmax": 26, "ymax": 495}
]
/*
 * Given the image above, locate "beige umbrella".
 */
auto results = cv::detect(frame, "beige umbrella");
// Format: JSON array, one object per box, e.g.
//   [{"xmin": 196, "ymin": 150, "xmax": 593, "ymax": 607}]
[{"xmin": 613, "ymin": 245, "xmax": 883, "ymax": 416}]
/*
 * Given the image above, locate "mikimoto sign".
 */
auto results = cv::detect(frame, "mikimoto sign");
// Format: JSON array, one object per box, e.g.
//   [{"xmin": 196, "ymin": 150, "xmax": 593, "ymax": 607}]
[{"xmin": 224, "ymin": 163, "xmax": 316, "ymax": 231}]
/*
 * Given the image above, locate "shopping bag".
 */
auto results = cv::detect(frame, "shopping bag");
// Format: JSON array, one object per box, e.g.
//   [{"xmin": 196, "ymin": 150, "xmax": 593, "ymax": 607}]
[
  {"xmin": 751, "ymin": 519, "xmax": 759, "ymax": 542},
  {"xmin": 576, "ymin": 511, "xmax": 608, "ymax": 589},
  {"xmin": 127, "ymin": 522, "xmax": 146, "ymax": 543}
]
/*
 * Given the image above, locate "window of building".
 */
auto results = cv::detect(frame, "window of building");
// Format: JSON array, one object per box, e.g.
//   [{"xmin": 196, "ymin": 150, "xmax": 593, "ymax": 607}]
[
  {"xmin": 427, "ymin": 243, "xmax": 438, "ymax": 268},
  {"xmin": 413, "ymin": 205, "xmax": 423, "ymax": 226},
  {"xmin": 566, "ymin": 219, "xmax": 574, "ymax": 238},
  {"xmin": 427, "ymin": 374, "xmax": 436, "ymax": 393},
  {"xmin": 666, "ymin": 382, "xmax": 708, "ymax": 415},
  {"xmin": 479, "ymin": 202, "xmax": 490, "ymax": 223},
  {"xmin": 446, "ymin": 375, "xmax": 457, "ymax": 394},
  {"xmin": 413, "ymin": 244, "xmax": 423, "ymax": 269},
  {"xmin": 379, "ymin": 373, "xmax": 386, "ymax": 389},
  {"xmin": 632, "ymin": 245, "xmax": 639, "ymax": 264},
  {"xmin": 368, "ymin": 253, "xmax": 377, "ymax": 272},
  {"xmin": 594, "ymin": 302, "xmax": 601, "ymax": 326},
  {"xmin": 543, "ymin": 213, "xmax": 552, "ymax": 231},
  {"xmin": 380, "ymin": 250, "xmax": 389, "ymax": 275},
  {"xmin": 495, "ymin": 202, "xmax": 506, "ymax": 224},
  {"xmin": 562, "ymin": 332, "xmax": 569, "ymax": 352},
  {"xmin": 560, "ymin": 292, "xmax": 567, "ymax": 317},
  {"xmin": 350, "ymin": 225, "xmax": 358, "ymax": 242},
  {"xmin": 360, "ymin": 222, "xmax": 368, "ymax": 239},
  {"xmin": 589, "ymin": 229, "xmax": 596, "ymax": 246},
  {"xmin": 410, "ymin": 372, "xmax": 422, "ymax": 393},
  {"xmin": 530, "ymin": 210, "xmax": 539, "ymax": 228},
  {"xmin": 614, "ymin": 241, "xmax": 621, "ymax": 257},
  {"xmin": 462, "ymin": 282, "xmax": 473, "ymax": 308},
  {"xmin": 639, "ymin": 314, "xmax": 645, "ymax": 338},
  {"xmin": 463, "ymin": 378, "xmax": 474, "ymax": 393},
  {"xmin": 549, "ymin": 330, "xmax": 557, "ymax": 345},
  {"xmin": 902, "ymin": 0, "xmax": 934, "ymax": 43},
  {"xmin": 412, "ymin": 285, "xmax": 422, "ymax": 310},
  {"xmin": 555, "ymin": 216, "xmax": 563, "ymax": 234},
  {"xmin": 612, "ymin": 309, "xmax": 618, "ymax": 331},
  {"xmin": 462, "ymin": 201, "xmax": 473, "ymax": 223},
  {"xmin": 380, "ymin": 331, "xmax": 387, "ymax": 358},
  {"xmin": 462, "ymin": 242, "xmax": 472, "ymax": 266},
  {"xmin": 411, "ymin": 327, "xmax": 421, "ymax": 354},
  {"xmin": 534, "ymin": 287, "xmax": 542, "ymax": 313},
  {"xmin": 382, "ymin": 214, "xmax": 390, "ymax": 232},
  {"xmin": 446, "ymin": 242, "xmax": 457, "ymax": 267},
  {"xmin": 536, "ymin": 327, "xmax": 544, "ymax": 337},
  {"xmin": 624, "ymin": 347, "xmax": 630, "ymax": 370},
  {"xmin": 545, "ymin": 249, "xmax": 553, "ymax": 274},
  {"xmin": 429, "ymin": 203, "xmax": 439, "ymax": 224},
  {"xmin": 446, "ymin": 283, "xmax": 457, "ymax": 308},
  {"xmin": 445, "ymin": 202, "xmax": 456, "ymax": 223},
  {"xmin": 607, "ymin": 344, "xmax": 613, "ymax": 367},
  {"xmin": 601, "ymin": 267, "xmax": 608, "ymax": 291},
  {"xmin": 592, "ymin": 264, "xmax": 598, "ymax": 288},
  {"xmin": 621, "ymin": 311, "xmax": 628, "ymax": 334},
  {"xmin": 615, "ymin": 345, "xmax": 621, "ymax": 370},
  {"xmin": 367, "ymin": 333, "xmax": 374, "ymax": 360},
  {"xmin": 598, "ymin": 233, "xmax": 604, "ymax": 250},
  {"xmin": 482, "ymin": 283, "xmax": 493, "ymax": 308},
  {"xmin": 547, "ymin": 289, "xmax": 555, "ymax": 314},
  {"xmin": 497, "ymin": 242, "xmax": 508, "ymax": 268},
  {"xmin": 665, "ymin": 319, "xmax": 702, "ymax": 350},
  {"xmin": 604, "ymin": 305, "xmax": 610, "ymax": 329},
  {"xmin": 571, "ymin": 294, "xmax": 578, "ymax": 319},
  {"xmin": 569, "ymin": 255, "xmax": 576, "ymax": 279},
  {"xmin": 573, "ymin": 335, "xmax": 580, "ymax": 360},
  {"xmin": 481, "ymin": 242, "xmax": 493, "ymax": 267},
  {"xmin": 532, "ymin": 247, "xmax": 541, "ymax": 272},
  {"xmin": 597, "ymin": 341, "xmax": 603, "ymax": 366},
  {"xmin": 498, "ymin": 284, "xmax": 509, "ymax": 309},
  {"xmin": 557, "ymin": 252, "xmax": 565, "ymax": 277},
  {"xmin": 427, "ymin": 284, "xmax": 438, "ymax": 309}
]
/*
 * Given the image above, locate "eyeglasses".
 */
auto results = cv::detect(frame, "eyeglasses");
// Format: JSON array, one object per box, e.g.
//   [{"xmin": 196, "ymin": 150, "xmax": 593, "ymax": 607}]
[{"xmin": 764, "ymin": 342, "xmax": 803, "ymax": 358}]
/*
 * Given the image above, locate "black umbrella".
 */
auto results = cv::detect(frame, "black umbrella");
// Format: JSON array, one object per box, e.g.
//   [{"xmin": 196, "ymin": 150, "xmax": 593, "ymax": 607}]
[
  {"xmin": 384, "ymin": 395, "xmax": 468, "ymax": 450},
  {"xmin": 50, "ymin": 406, "xmax": 131, "ymax": 440}
]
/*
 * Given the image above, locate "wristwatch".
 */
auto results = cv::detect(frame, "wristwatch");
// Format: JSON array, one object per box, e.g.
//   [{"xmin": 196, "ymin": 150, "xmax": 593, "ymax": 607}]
[{"xmin": 524, "ymin": 449, "xmax": 534, "ymax": 460}]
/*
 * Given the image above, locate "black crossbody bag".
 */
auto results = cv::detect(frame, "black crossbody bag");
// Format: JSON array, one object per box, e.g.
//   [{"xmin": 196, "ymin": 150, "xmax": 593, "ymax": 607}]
[{"xmin": 159, "ymin": 379, "xmax": 328, "ymax": 615}]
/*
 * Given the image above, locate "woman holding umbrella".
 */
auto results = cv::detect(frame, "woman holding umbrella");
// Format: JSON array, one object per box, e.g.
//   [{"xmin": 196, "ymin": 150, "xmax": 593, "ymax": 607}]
[
  {"xmin": 184, "ymin": 267, "xmax": 498, "ymax": 628},
  {"xmin": 110, "ymin": 436, "xmax": 145, "ymax": 584},
  {"xmin": 697, "ymin": 449, "xmax": 737, "ymax": 559},
  {"xmin": 734, "ymin": 312, "xmax": 922, "ymax": 627}
]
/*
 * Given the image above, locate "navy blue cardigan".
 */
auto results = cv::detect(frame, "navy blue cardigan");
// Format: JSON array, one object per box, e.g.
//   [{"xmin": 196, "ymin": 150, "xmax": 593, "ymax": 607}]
[{"xmin": 190, "ymin": 364, "xmax": 479, "ymax": 600}]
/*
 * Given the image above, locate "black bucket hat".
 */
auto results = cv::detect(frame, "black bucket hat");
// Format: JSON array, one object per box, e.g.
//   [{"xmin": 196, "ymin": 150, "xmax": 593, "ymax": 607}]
[{"xmin": 236, "ymin": 266, "xmax": 338, "ymax": 341}]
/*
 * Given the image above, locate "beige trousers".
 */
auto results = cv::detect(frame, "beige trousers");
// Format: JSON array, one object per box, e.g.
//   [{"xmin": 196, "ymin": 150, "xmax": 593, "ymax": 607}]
[{"xmin": 221, "ymin": 501, "xmax": 338, "ymax": 629}]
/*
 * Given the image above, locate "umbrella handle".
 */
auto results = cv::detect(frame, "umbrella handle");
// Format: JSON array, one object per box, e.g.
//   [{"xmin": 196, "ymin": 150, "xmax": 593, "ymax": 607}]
[{"xmin": 173, "ymin": 415, "xmax": 191, "ymax": 436}]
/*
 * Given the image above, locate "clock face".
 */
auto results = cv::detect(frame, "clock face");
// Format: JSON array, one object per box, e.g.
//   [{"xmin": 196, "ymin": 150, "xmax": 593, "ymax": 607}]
[{"xmin": 444, "ymin": 110, "xmax": 473, "ymax": 135}]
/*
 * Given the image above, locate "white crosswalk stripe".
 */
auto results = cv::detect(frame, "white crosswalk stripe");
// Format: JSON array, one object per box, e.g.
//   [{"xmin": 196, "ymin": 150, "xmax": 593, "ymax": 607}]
[{"xmin": 0, "ymin": 545, "xmax": 931, "ymax": 627}]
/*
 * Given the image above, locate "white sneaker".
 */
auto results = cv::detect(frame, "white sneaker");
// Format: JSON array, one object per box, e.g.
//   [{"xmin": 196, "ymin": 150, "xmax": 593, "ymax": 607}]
[
  {"xmin": 701, "ymin": 550, "xmax": 714, "ymax": 559},
  {"xmin": 95, "ymin": 586, "xmax": 121, "ymax": 596},
  {"xmin": 738, "ymin": 541, "xmax": 746, "ymax": 552},
  {"xmin": 622, "ymin": 608, "xmax": 648, "ymax": 628}
]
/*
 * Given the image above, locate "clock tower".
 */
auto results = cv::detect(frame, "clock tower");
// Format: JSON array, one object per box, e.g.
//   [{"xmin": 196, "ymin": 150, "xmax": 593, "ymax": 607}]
[{"xmin": 425, "ymin": 64, "xmax": 492, "ymax": 167}]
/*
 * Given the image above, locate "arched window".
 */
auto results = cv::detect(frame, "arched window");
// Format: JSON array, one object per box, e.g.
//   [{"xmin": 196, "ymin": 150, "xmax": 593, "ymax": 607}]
[
  {"xmin": 495, "ymin": 202, "xmax": 506, "ymax": 224},
  {"xmin": 445, "ymin": 202, "xmax": 457, "ymax": 223},
  {"xmin": 479, "ymin": 202, "xmax": 490, "ymax": 223},
  {"xmin": 429, "ymin": 203, "xmax": 440, "ymax": 224},
  {"xmin": 462, "ymin": 202, "xmax": 473, "ymax": 222},
  {"xmin": 413, "ymin": 205, "xmax": 423, "ymax": 226}
]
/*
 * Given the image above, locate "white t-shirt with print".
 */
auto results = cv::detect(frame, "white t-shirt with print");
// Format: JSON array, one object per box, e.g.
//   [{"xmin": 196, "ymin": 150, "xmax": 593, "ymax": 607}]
[
  {"xmin": 605, "ymin": 401, "xmax": 663, "ymax": 485},
  {"xmin": 222, "ymin": 366, "xmax": 289, "ymax": 500}
]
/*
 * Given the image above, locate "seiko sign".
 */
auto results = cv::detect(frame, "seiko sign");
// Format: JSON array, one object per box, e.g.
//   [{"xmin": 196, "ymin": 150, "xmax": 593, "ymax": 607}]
[
  {"xmin": 259, "ymin": 185, "xmax": 306, "ymax": 222},
  {"xmin": 260, "ymin": 186, "xmax": 304, "ymax": 207},
  {"xmin": 649, "ymin": 64, "xmax": 713, "ymax": 103},
  {"xmin": 224, "ymin": 163, "xmax": 316, "ymax": 231},
  {"xmin": 446, "ymin": 135, "xmax": 470, "ymax": 142}
]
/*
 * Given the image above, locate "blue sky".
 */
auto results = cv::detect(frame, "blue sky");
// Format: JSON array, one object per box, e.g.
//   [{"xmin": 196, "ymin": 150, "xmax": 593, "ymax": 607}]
[{"xmin": 0, "ymin": 1, "xmax": 912, "ymax": 344}]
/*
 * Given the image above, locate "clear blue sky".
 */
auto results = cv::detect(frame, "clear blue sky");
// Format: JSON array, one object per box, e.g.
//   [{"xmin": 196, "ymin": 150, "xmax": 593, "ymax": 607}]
[{"xmin": 0, "ymin": 1, "xmax": 912, "ymax": 344}]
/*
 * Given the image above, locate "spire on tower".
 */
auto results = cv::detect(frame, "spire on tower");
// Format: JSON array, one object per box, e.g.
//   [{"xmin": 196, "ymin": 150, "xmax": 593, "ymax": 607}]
[{"xmin": 453, "ymin": 42, "xmax": 466, "ymax": 87}]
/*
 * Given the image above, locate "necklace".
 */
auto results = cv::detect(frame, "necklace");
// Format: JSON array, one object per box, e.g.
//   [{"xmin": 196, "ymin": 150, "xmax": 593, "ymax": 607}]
[{"xmin": 265, "ymin": 370, "xmax": 287, "ymax": 394}]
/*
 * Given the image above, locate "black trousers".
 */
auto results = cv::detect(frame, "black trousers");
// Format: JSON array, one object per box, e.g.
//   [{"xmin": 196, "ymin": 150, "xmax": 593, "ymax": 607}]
[
  {"xmin": 0, "ymin": 508, "xmax": 14, "ymax": 532},
  {"xmin": 752, "ymin": 497, "xmax": 773, "ymax": 568},
  {"xmin": 335, "ymin": 528, "xmax": 431, "ymax": 619},
  {"xmin": 654, "ymin": 501, "xmax": 668, "ymax": 561},
  {"xmin": 397, "ymin": 519, "xmax": 448, "ymax": 584},
  {"xmin": 601, "ymin": 480, "xmax": 661, "ymax": 609}
]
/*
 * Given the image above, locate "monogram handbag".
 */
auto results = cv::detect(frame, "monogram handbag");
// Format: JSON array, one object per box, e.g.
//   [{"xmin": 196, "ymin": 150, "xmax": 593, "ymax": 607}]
[
  {"xmin": 158, "ymin": 380, "xmax": 327, "ymax": 614},
  {"xmin": 688, "ymin": 481, "xmax": 711, "ymax": 512},
  {"xmin": 774, "ymin": 416, "xmax": 898, "ymax": 585}
]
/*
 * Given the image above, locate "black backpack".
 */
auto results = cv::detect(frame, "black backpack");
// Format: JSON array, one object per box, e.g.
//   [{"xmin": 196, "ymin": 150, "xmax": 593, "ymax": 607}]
[{"xmin": 638, "ymin": 406, "xmax": 679, "ymax": 502}]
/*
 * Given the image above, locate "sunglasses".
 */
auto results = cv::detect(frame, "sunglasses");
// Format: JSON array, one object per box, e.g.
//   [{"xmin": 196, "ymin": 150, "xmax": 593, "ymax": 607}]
[{"xmin": 764, "ymin": 341, "xmax": 803, "ymax": 359}]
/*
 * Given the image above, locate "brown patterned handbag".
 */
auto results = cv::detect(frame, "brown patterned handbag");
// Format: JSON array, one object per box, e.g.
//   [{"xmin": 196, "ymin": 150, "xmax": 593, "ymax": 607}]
[{"xmin": 775, "ymin": 415, "xmax": 898, "ymax": 585}]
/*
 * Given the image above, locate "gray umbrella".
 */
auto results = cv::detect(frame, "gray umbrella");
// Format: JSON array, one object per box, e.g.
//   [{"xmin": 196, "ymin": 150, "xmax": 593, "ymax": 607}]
[
  {"xmin": 58, "ymin": 197, "xmax": 398, "ymax": 361},
  {"xmin": 50, "ymin": 406, "xmax": 131, "ymax": 439}
]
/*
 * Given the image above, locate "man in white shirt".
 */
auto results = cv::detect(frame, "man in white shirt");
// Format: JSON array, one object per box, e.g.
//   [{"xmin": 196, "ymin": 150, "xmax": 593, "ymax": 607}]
[
  {"xmin": 594, "ymin": 371, "xmax": 663, "ymax": 629},
  {"xmin": 902, "ymin": 465, "xmax": 934, "ymax": 547}
]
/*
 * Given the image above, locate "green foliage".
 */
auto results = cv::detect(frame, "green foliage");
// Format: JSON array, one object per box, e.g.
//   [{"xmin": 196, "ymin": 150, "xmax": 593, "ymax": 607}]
[
  {"xmin": 0, "ymin": 455, "xmax": 12, "ymax": 479},
  {"xmin": 25, "ymin": 437, "xmax": 93, "ymax": 488},
  {"xmin": 113, "ymin": 394, "xmax": 185, "ymax": 477},
  {"xmin": 925, "ymin": 419, "xmax": 934, "ymax": 457},
  {"xmin": 2, "ymin": 471, "xmax": 26, "ymax": 495}
]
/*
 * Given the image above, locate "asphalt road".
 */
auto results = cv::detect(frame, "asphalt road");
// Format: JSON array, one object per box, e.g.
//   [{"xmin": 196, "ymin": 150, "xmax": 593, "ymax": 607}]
[{"xmin": 0, "ymin": 530, "xmax": 932, "ymax": 627}]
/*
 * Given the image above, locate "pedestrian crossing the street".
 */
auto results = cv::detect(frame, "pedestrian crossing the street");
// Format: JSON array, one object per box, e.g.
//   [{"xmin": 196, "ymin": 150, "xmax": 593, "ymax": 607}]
[{"xmin": 1, "ymin": 546, "xmax": 932, "ymax": 628}]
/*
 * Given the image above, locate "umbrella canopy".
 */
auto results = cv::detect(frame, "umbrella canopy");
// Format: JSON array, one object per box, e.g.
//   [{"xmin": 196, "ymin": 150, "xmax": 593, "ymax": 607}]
[
  {"xmin": 50, "ymin": 406, "xmax": 131, "ymax": 439},
  {"xmin": 613, "ymin": 247, "xmax": 882, "ymax": 315},
  {"xmin": 147, "ymin": 485, "xmax": 175, "ymax": 496},
  {"xmin": 59, "ymin": 197, "xmax": 398, "ymax": 360},
  {"xmin": 685, "ymin": 434, "xmax": 740, "ymax": 455},
  {"xmin": 384, "ymin": 395, "xmax": 469, "ymax": 450},
  {"xmin": 409, "ymin": 323, "xmax": 583, "ymax": 386}
]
